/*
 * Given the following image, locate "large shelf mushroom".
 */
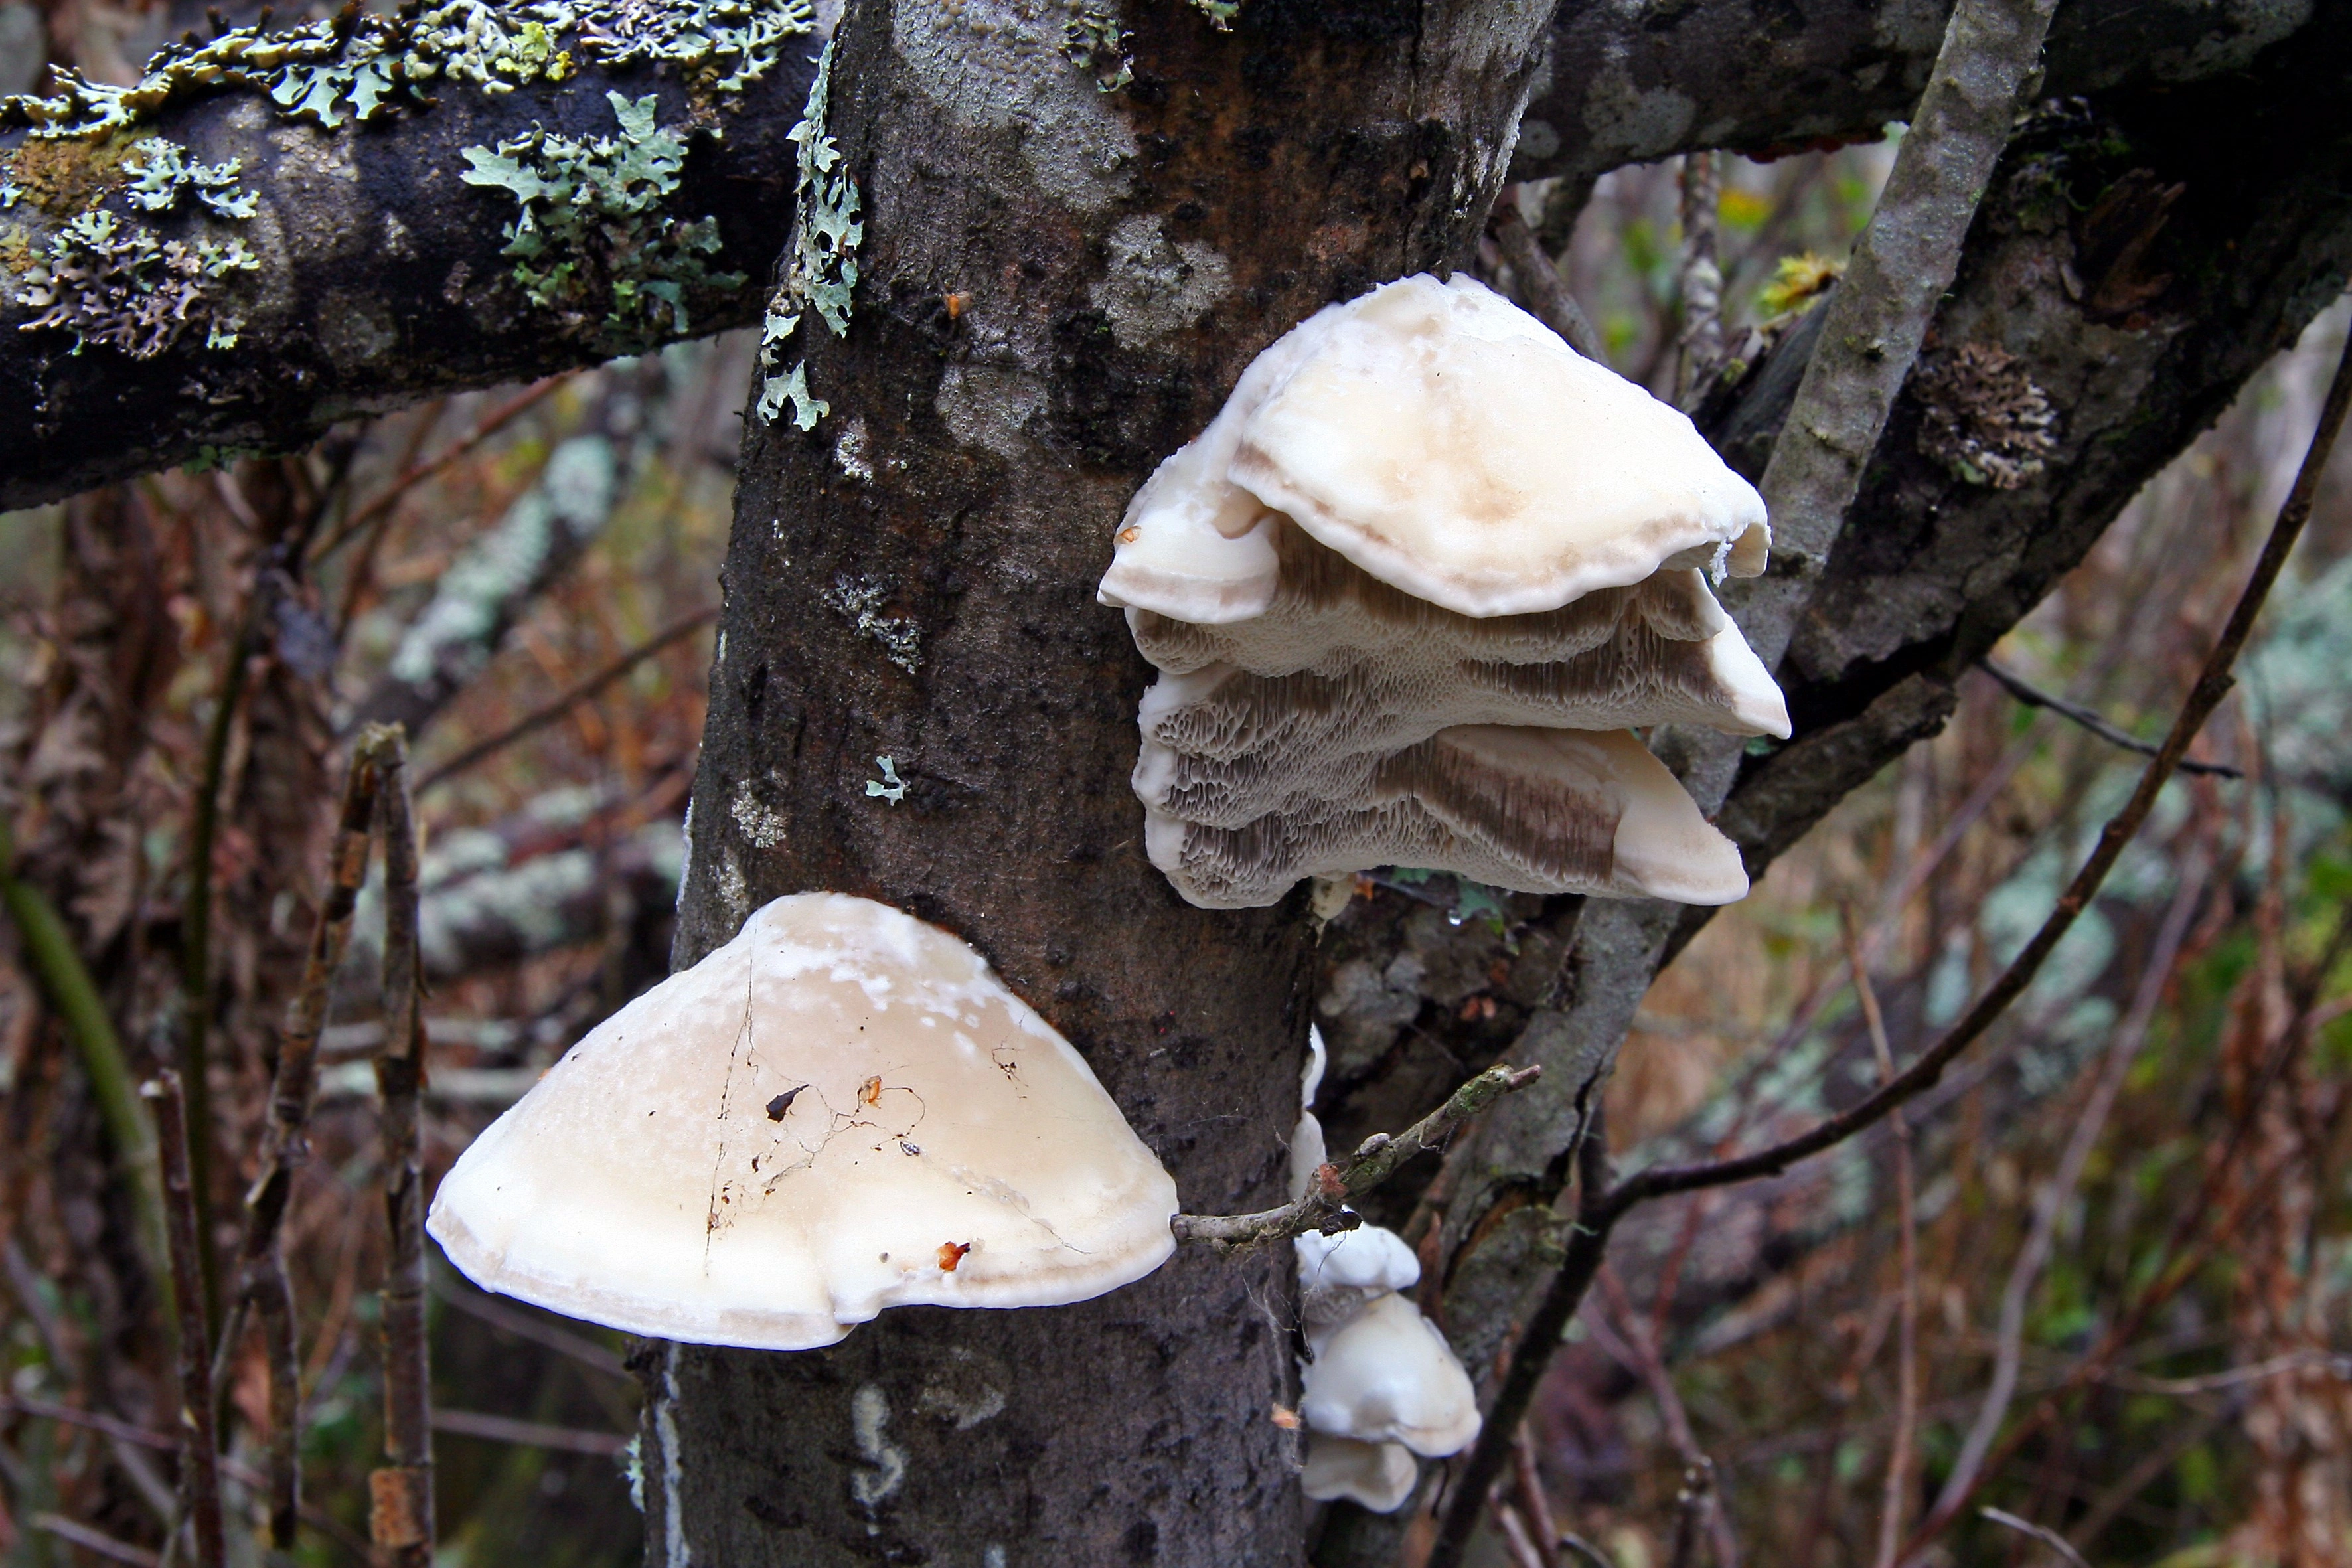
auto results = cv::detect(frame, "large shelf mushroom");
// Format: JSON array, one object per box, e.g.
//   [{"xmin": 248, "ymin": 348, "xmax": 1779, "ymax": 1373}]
[
  {"xmin": 1099, "ymin": 273, "xmax": 1788, "ymax": 910},
  {"xmin": 427, "ymin": 893, "xmax": 1179, "ymax": 1350}
]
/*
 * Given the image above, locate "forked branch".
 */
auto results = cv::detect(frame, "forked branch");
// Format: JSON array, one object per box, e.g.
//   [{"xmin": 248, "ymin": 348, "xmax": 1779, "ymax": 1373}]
[{"xmin": 1170, "ymin": 1064, "xmax": 1541, "ymax": 1249}]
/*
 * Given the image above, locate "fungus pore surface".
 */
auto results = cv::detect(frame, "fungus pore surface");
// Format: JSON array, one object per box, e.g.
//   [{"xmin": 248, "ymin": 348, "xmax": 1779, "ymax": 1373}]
[{"xmin": 428, "ymin": 892, "xmax": 1180, "ymax": 1350}]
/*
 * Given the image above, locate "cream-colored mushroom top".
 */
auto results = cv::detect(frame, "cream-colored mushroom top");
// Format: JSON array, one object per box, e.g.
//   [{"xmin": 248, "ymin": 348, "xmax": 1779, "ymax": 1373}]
[
  {"xmin": 1103, "ymin": 272, "xmax": 1768, "ymax": 623},
  {"xmin": 427, "ymin": 892, "xmax": 1180, "ymax": 1350},
  {"xmin": 1233, "ymin": 273, "xmax": 1767, "ymax": 617}
]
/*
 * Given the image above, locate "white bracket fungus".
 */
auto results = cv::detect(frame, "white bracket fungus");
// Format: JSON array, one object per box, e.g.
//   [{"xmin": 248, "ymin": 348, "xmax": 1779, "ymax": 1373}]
[
  {"xmin": 1099, "ymin": 273, "xmax": 1790, "ymax": 910},
  {"xmin": 428, "ymin": 892, "xmax": 1179, "ymax": 1349}
]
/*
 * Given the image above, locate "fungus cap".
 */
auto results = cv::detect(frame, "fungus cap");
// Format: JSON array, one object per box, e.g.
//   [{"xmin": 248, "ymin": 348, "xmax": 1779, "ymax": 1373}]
[
  {"xmin": 427, "ymin": 893, "xmax": 1179, "ymax": 1350},
  {"xmin": 1296, "ymin": 1223, "xmax": 1421, "ymax": 1328},
  {"xmin": 1300, "ymin": 1292, "xmax": 1482, "ymax": 1456},
  {"xmin": 1303, "ymin": 1436, "xmax": 1420, "ymax": 1512},
  {"xmin": 1229, "ymin": 273, "xmax": 1769, "ymax": 617}
]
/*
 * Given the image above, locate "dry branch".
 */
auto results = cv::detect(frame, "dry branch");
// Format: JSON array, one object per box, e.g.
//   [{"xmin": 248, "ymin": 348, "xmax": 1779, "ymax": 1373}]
[
  {"xmin": 1978, "ymin": 660, "xmax": 2244, "ymax": 779},
  {"xmin": 143, "ymin": 1070, "xmax": 225, "ymax": 1568},
  {"xmin": 1170, "ymin": 1064, "xmax": 1539, "ymax": 1249},
  {"xmin": 370, "ymin": 732, "xmax": 435, "ymax": 1568}
]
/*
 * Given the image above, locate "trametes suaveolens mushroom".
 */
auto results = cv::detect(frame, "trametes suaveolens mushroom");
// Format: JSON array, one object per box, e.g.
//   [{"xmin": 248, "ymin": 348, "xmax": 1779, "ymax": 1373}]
[
  {"xmin": 1290, "ymin": 1026, "xmax": 1480, "ymax": 1511},
  {"xmin": 1097, "ymin": 272, "xmax": 1790, "ymax": 910},
  {"xmin": 427, "ymin": 893, "xmax": 1178, "ymax": 1350}
]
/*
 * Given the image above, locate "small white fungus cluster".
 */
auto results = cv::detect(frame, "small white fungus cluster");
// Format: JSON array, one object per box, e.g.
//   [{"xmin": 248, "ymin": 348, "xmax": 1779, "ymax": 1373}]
[{"xmin": 1290, "ymin": 1029, "xmax": 1479, "ymax": 1512}]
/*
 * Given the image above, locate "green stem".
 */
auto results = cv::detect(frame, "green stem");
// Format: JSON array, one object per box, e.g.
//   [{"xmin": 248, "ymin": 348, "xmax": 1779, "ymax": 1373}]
[{"xmin": 0, "ymin": 814, "xmax": 169, "ymax": 1293}]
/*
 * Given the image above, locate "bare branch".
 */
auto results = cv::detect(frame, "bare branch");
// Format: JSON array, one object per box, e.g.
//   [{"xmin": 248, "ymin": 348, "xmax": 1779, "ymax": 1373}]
[
  {"xmin": 1977, "ymin": 660, "xmax": 2244, "ymax": 779},
  {"xmin": 143, "ymin": 1070, "xmax": 226, "ymax": 1568},
  {"xmin": 1170, "ymin": 1064, "xmax": 1540, "ymax": 1249},
  {"xmin": 415, "ymin": 607, "xmax": 717, "ymax": 792},
  {"xmin": 370, "ymin": 730, "xmax": 435, "ymax": 1568},
  {"xmin": 1976, "ymin": 1508, "xmax": 2091, "ymax": 1568}
]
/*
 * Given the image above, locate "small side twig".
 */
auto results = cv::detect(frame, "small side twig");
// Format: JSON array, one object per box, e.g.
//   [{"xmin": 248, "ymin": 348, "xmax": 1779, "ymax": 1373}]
[
  {"xmin": 370, "ymin": 732, "xmax": 436, "ymax": 1568},
  {"xmin": 1976, "ymin": 1508, "xmax": 2091, "ymax": 1568},
  {"xmin": 1559, "ymin": 1535, "xmax": 1619, "ymax": 1568},
  {"xmin": 1489, "ymin": 196, "xmax": 1605, "ymax": 362},
  {"xmin": 1170, "ymin": 1064, "xmax": 1540, "ymax": 1248},
  {"xmin": 416, "ymin": 607, "xmax": 716, "ymax": 793},
  {"xmin": 1512, "ymin": 1425, "xmax": 1565, "ymax": 1568},
  {"xmin": 1847, "ymin": 911, "xmax": 1915, "ymax": 1568},
  {"xmin": 1978, "ymin": 660, "xmax": 2244, "ymax": 779},
  {"xmin": 1666, "ymin": 1461, "xmax": 1715, "ymax": 1568},
  {"xmin": 29, "ymin": 1514, "xmax": 161, "ymax": 1568},
  {"xmin": 143, "ymin": 1070, "xmax": 225, "ymax": 1568}
]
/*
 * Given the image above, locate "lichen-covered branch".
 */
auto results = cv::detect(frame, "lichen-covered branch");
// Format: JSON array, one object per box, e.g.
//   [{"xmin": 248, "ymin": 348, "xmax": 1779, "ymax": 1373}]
[
  {"xmin": 1171, "ymin": 1064, "xmax": 1539, "ymax": 1250},
  {"xmin": 0, "ymin": 0, "xmax": 2306, "ymax": 509},
  {"xmin": 0, "ymin": 0, "xmax": 817, "ymax": 508}
]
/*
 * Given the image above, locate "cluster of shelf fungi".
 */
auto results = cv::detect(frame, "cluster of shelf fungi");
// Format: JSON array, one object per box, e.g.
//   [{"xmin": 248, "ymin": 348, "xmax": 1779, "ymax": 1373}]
[{"xmin": 426, "ymin": 272, "xmax": 1790, "ymax": 1512}]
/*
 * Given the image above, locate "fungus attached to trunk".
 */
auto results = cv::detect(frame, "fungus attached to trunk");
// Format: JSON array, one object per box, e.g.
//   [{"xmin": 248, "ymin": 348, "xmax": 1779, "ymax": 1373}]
[
  {"xmin": 1302, "ymin": 1291, "xmax": 1481, "ymax": 1458},
  {"xmin": 1099, "ymin": 273, "xmax": 1787, "ymax": 911},
  {"xmin": 427, "ymin": 893, "xmax": 1179, "ymax": 1350}
]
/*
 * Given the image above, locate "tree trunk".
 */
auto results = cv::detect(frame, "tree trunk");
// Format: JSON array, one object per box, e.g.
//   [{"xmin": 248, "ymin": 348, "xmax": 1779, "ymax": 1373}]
[{"xmin": 646, "ymin": 1, "xmax": 1547, "ymax": 1561}]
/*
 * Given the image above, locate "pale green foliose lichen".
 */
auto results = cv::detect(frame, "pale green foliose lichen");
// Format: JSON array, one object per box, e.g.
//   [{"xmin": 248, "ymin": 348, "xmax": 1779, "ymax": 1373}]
[
  {"xmin": 459, "ymin": 90, "xmax": 744, "ymax": 341},
  {"xmin": 754, "ymin": 39, "xmax": 859, "ymax": 430},
  {"xmin": 14, "ymin": 207, "xmax": 257, "ymax": 356},
  {"xmin": 123, "ymin": 137, "xmax": 258, "ymax": 219},
  {"xmin": 0, "ymin": 0, "xmax": 811, "ymax": 141},
  {"xmin": 1061, "ymin": 7, "xmax": 1133, "ymax": 92}
]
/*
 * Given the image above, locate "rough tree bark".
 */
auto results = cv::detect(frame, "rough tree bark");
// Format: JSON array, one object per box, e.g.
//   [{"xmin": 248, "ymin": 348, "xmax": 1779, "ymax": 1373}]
[
  {"xmin": 0, "ymin": 0, "xmax": 2302, "ymax": 508},
  {"xmin": 645, "ymin": 1, "xmax": 1548, "ymax": 1563}
]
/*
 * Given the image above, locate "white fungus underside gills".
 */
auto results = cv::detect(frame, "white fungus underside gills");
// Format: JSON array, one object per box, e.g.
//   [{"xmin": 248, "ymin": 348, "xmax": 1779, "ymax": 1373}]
[
  {"xmin": 426, "ymin": 894, "xmax": 1179, "ymax": 1350},
  {"xmin": 1146, "ymin": 726, "xmax": 1750, "ymax": 910}
]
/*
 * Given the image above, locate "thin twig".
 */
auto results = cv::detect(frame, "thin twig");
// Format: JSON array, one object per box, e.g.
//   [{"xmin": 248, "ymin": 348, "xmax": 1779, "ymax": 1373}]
[
  {"xmin": 29, "ymin": 1514, "xmax": 161, "ymax": 1568},
  {"xmin": 428, "ymin": 1409, "xmax": 631, "ymax": 1456},
  {"xmin": 1930, "ymin": 856, "xmax": 2207, "ymax": 1519},
  {"xmin": 1976, "ymin": 1508, "xmax": 2090, "ymax": 1568},
  {"xmin": 1494, "ymin": 1496, "xmax": 1549, "ymax": 1568},
  {"xmin": 1512, "ymin": 1426, "xmax": 1565, "ymax": 1568},
  {"xmin": 206, "ymin": 728, "xmax": 394, "ymax": 1542},
  {"xmin": 1490, "ymin": 196, "xmax": 1605, "ymax": 361},
  {"xmin": 1978, "ymin": 660, "xmax": 2244, "ymax": 779},
  {"xmin": 370, "ymin": 731, "xmax": 435, "ymax": 1568},
  {"xmin": 1591, "ymin": 1272, "xmax": 1737, "ymax": 1568},
  {"xmin": 1847, "ymin": 911, "xmax": 1915, "ymax": 1568},
  {"xmin": 415, "ymin": 607, "xmax": 717, "ymax": 793},
  {"xmin": 1559, "ymin": 1535, "xmax": 1619, "ymax": 1568},
  {"xmin": 143, "ymin": 1071, "xmax": 225, "ymax": 1568},
  {"xmin": 1666, "ymin": 1461, "xmax": 1715, "ymax": 1568},
  {"xmin": 311, "ymin": 378, "xmax": 567, "ymax": 565},
  {"xmin": 1170, "ymin": 1063, "xmax": 1540, "ymax": 1247},
  {"xmin": 1676, "ymin": 152, "xmax": 1724, "ymax": 408}
]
